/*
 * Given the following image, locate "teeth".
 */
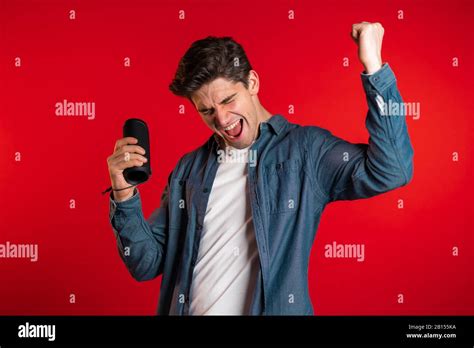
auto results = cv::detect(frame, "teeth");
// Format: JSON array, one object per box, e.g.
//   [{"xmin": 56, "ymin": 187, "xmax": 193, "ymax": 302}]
[{"xmin": 223, "ymin": 119, "xmax": 240, "ymax": 131}]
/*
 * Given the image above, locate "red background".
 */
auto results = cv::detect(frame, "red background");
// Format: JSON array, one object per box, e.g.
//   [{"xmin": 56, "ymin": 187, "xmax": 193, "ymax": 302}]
[{"xmin": 0, "ymin": 0, "xmax": 472, "ymax": 315}]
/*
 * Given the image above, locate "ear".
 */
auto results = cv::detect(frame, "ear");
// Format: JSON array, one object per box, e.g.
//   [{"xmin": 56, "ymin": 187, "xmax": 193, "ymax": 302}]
[{"xmin": 247, "ymin": 70, "xmax": 260, "ymax": 95}]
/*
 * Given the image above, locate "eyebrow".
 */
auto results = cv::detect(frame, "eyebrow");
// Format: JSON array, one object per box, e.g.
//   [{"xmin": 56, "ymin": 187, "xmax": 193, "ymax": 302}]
[{"xmin": 197, "ymin": 93, "xmax": 238, "ymax": 113}]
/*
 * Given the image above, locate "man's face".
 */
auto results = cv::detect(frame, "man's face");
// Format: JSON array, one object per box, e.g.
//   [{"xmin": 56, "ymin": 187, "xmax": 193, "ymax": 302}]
[{"xmin": 191, "ymin": 72, "xmax": 260, "ymax": 149}]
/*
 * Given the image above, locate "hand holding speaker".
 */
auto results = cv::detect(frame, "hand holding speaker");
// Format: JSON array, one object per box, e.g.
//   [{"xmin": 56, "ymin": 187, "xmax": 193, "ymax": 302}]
[{"xmin": 106, "ymin": 119, "xmax": 151, "ymax": 202}]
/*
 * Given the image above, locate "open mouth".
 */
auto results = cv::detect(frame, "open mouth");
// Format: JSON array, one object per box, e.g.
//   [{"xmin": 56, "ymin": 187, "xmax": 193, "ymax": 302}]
[{"xmin": 222, "ymin": 118, "xmax": 244, "ymax": 139}]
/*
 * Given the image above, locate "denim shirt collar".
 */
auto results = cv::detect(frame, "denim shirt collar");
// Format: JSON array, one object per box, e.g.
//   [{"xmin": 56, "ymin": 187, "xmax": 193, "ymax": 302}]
[{"xmin": 263, "ymin": 113, "xmax": 287, "ymax": 136}]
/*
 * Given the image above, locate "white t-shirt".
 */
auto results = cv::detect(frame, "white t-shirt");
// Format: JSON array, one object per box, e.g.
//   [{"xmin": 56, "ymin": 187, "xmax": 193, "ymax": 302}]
[{"xmin": 189, "ymin": 145, "xmax": 259, "ymax": 315}]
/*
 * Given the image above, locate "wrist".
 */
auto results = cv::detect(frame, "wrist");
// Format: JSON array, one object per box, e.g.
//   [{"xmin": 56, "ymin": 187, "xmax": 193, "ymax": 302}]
[
  {"xmin": 113, "ymin": 188, "xmax": 135, "ymax": 202},
  {"xmin": 363, "ymin": 60, "xmax": 382, "ymax": 75}
]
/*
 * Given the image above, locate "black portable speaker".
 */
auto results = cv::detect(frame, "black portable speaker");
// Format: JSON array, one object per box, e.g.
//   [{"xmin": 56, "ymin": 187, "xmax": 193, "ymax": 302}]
[{"xmin": 122, "ymin": 118, "xmax": 151, "ymax": 185}]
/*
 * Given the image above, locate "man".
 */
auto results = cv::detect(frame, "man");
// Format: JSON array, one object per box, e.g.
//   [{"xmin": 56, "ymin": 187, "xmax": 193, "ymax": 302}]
[{"xmin": 107, "ymin": 22, "xmax": 414, "ymax": 315}]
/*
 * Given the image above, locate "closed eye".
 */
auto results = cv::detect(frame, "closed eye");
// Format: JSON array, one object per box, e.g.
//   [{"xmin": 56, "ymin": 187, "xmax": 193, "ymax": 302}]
[{"xmin": 199, "ymin": 94, "xmax": 236, "ymax": 116}]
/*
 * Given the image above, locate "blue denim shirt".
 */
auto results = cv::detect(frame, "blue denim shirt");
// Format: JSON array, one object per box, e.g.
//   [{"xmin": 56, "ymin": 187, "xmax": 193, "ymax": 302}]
[{"xmin": 109, "ymin": 63, "xmax": 414, "ymax": 315}]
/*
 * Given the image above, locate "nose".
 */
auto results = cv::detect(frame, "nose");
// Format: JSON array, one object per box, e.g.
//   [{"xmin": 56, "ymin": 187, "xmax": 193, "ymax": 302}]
[{"xmin": 214, "ymin": 107, "xmax": 232, "ymax": 129}]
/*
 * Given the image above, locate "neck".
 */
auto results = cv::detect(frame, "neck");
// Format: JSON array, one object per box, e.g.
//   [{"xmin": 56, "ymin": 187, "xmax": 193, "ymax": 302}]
[
  {"xmin": 256, "ymin": 103, "xmax": 272, "ymax": 125},
  {"xmin": 254, "ymin": 103, "xmax": 272, "ymax": 141}
]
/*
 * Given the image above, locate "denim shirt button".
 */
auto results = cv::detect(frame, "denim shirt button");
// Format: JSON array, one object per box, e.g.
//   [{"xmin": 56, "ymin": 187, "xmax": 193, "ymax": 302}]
[{"xmin": 203, "ymin": 188, "xmax": 209, "ymax": 193}]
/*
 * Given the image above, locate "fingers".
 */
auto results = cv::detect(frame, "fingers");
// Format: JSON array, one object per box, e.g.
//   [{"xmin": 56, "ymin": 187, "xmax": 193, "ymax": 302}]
[
  {"xmin": 114, "ymin": 160, "xmax": 145, "ymax": 172},
  {"xmin": 114, "ymin": 137, "xmax": 138, "ymax": 152},
  {"xmin": 117, "ymin": 144, "xmax": 146, "ymax": 156},
  {"xmin": 351, "ymin": 26, "xmax": 359, "ymax": 41},
  {"xmin": 351, "ymin": 22, "xmax": 384, "ymax": 39},
  {"xmin": 108, "ymin": 137, "xmax": 148, "ymax": 175},
  {"xmin": 110, "ymin": 144, "xmax": 146, "ymax": 162},
  {"xmin": 115, "ymin": 156, "xmax": 147, "ymax": 171},
  {"xmin": 109, "ymin": 150, "xmax": 147, "ymax": 165},
  {"xmin": 351, "ymin": 22, "xmax": 385, "ymax": 45},
  {"xmin": 351, "ymin": 23, "xmax": 365, "ymax": 41},
  {"xmin": 108, "ymin": 152, "xmax": 148, "ymax": 172}
]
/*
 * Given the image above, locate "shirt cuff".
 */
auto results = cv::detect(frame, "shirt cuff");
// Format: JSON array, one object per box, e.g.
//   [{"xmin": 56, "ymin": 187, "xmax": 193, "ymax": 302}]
[
  {"xmin": 110, "ymin": 187, "xmax": 138, "ymax": 204},
  {"xmin": 109, "ymin": 188, "xmax": 141, "ymax": 231},
  {"xmin": 360, "ymin": 63, "xmax": 396, "ymax": 95}
]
